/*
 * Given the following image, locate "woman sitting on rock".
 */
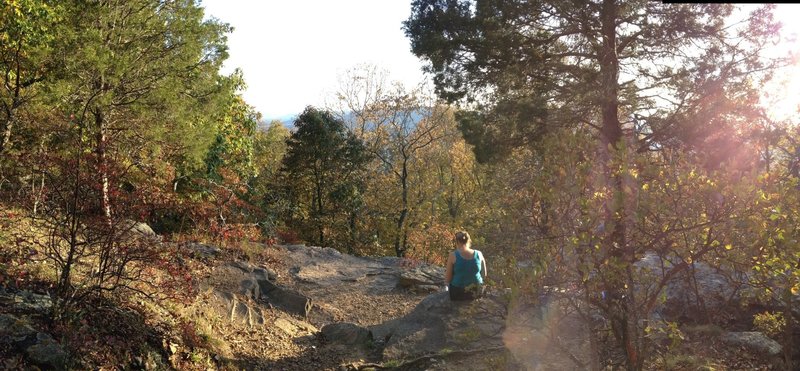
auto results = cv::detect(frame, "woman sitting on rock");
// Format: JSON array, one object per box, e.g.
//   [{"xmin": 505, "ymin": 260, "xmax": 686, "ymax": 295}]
[{"xmin": 444, "ymin": 231, "xmax": 487, "ymax": 301}]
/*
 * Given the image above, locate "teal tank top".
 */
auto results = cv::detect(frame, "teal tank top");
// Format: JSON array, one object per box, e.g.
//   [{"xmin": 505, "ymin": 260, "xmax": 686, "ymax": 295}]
[{"xmin": 451, "ymin": 250, "xmax": 483, "ymax": 287}]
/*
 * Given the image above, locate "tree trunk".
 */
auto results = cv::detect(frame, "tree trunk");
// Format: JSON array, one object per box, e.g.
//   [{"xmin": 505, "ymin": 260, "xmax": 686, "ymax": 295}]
[
  {"xmin": 0, "ymin": 116, "xmax": 13, "ymax": 155},
  {"xmin": 783, "ymin": 287, "xmax": 794, "ymax": 370},
  {"xmin": 315, "ymin": 170, "xmax": 325, "ymax": 246},
  {"xmin": 348, "ymin": 210, "xmax": 357, "ymax": 254},
  {"xmin": 394, "ymin": 159, "xmax": 409, "ymax": 257},
  {"xmin": 94, "ymin": 109, "xmax": 112, "ymax": 222},
  {"xmin": 599, "ymin": 0, "xmax": 640, "ymax": 369},
  {"xmin": 0, "ymin": 44, "xmax": 22, "ymax": 155},
  {"xmin": 395, "ymin": 208, "xmax": 408, "ymax": 257},
  {"xmin": 32, "ymin": 171, "xmax": 44, "ymax": 215}
]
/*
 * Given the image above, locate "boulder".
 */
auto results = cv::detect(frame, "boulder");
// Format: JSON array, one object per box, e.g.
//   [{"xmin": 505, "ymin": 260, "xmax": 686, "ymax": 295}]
[
  {"xmin": 185, "ymin": 243, "xmax": 221, "ymax": 259},
  {"xmin": 635, "ymin": 252, "xmax": 744, "ymax": 321},
  {"xmin": 121, "ymin": 220, "xmax": 157, "ymax": 239},
  {"xmin": 130, "ymin": 222, "xmax": 155, "ymax": 237},
  {"xmin": 258, "ymin": 278, "xmax": 312, "ymax": 317},
  {"xmin": 369, "ymin": 291, "xmax": 586, "ymax": 369},
  {"xmin": 235, "ymin": 297, "xmax": 265, "ymax": 325},
  {"xmin": 720, "ymin": 331, "xmax": 781, "ymax": 358},
  {"xmin": 321, "ymin": 322, "xmax": 373, "ymax": 346},
  {"xmin": 398, "ymin": 265, "xmax": 445, "ymax": 290},
  {"xmin": 205, "ymin": 290, "xmax": 265, "ymax": 326},
  {"xmin": 271, "ymin": 317, "xmax": 318, "ymax": 337},
  {"xmin": 284, "ymin": 244, "xmax": 308, "ymax": 252},
  {"xmin": 413, "ymin": 284, "xmax": 441, "ymax": 294},
  {"xmin": 26, "ymin": 332, "xmax": 67, "ymax": 370},
  {"xmin": 117, "ymin": 220, "xmax": 161, "ymax": 247}
]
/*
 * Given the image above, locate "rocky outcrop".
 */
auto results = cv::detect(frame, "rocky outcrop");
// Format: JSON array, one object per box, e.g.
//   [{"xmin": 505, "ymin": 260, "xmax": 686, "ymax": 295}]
[
  {"xmin": 203, "ymin": 260, "xmax": 312, "ymax": 324},
  {"xmin": 273, "ymin": 317, "xmax": 318, "ymax": 337},
  {"xmin": 0, "ymin": 314, "xmax": 67, "ymax": 370},
  {"xmin": 365, "ymin": 289, "xmax": 595, "ymax": 370},
  {"xmin": 287, "ymin": 245, "xmax": 396, "ymax": 287},
  {"xmin": 371, "ymin": 291, "xmax": 507, "ymax": 361},
  {"xmin": 258, "ymin": 279, "xmax": 312, "ymax": 317},
  {"xmin": 232, "ymin": 260, "xmax": 278, "ymax": 281},
  {"xmin": 285, "ymin": 244, "xmax": 446, "ymax": 295},
  {"xmin": 0, "ymin": 313, "xmax": 37, "ymax": 342},
  {"xmin": 0, "ymin": 289, "xmax": 52, "ymax": 313},
  {"xmin": 321, "ymin": 322, "xmax": 373, "ymax": 346}
]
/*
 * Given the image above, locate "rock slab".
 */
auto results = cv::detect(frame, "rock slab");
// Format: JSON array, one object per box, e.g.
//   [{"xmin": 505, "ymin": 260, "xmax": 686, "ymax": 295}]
[
  {"xmin": 720, "ymin": 331, "xmax": 782, "ymax": 358},
  {"xmin": 398, "ymin": 265, "xmax": 445, "ymax": 290},
  {"xmin": 371, "ymin": 291, "xmax": 506, "ymax": 360},
  {"xmin": 321, "ymin": 322, "xmax": 373, "ymax": 346}
]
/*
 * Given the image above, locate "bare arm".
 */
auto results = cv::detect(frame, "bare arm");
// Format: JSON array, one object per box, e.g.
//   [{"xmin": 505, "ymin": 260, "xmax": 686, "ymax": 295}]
[
  {"xmin": 444, "ymin": 252, "xmax": 455, "ymax": 286},
  {"xmin": 480, "ymin": 251, "xmax": 487, "ymax": 280}
]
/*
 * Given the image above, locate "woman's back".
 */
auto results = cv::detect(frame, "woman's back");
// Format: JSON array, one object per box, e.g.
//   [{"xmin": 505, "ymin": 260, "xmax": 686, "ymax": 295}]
[
  {"xmin": 445, "ymin": 231, "xmax": 487, "ymax": 301},
  {"xmin": 450, "ymin": 249, "xmax": 483, "ymax": 287}
]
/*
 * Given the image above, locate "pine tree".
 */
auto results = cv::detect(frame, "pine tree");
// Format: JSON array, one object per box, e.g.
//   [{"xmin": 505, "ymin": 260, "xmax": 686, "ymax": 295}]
[{"xmin": 281, "ymin": 107, "xmax": 371, "ymax": 250}]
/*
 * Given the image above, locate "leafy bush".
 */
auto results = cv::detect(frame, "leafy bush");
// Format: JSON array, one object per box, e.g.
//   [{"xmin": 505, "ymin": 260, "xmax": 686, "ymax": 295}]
[{"xmin": 753, "ymin": 311, "xmax": 785, "ymax": 338}]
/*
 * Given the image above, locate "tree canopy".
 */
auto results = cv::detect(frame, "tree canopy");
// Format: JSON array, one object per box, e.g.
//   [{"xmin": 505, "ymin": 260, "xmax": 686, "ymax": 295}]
[{"xmin": 405, "ymin": 1, "xmax": 781, "ymax": 162}]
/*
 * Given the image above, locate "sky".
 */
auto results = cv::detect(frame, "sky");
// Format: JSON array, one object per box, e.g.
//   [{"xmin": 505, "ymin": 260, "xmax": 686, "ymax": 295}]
[
  {"xmin": 200, "ymin": 0, "xmax": 426, "ymax": 122},
  {"xmin": 201, "ymin": 2, "xmax": 800, "ymax": 123}
]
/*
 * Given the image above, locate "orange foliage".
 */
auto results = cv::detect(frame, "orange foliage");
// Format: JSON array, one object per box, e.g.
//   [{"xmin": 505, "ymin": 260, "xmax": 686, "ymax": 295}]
[
  {"xmin": 405, "ymin": 223, "xmax": 454, "ymax": 266},
  {"xmin": 275, "ymin": 227, "xmax": 302, "ymax": 245}
]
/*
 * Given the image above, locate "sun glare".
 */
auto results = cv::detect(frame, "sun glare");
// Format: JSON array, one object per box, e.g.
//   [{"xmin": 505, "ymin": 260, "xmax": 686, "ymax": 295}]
[{"xmin": 764, "ymin": 5, "xmax": 800, "ymax": 122}]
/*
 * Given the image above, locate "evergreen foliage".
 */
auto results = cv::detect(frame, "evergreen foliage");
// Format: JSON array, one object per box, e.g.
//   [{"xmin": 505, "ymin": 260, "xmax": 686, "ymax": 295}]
[{"xmin": 280, "ymin": 106, "xmax": 371, "ymax": 249}]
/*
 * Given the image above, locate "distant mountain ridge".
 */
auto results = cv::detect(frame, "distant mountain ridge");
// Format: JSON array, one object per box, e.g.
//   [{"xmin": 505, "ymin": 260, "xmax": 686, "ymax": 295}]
[
  {"xmin": 262, "ymin": 114, "xmax": 297, "ymax": 126},
  {"xmin": 261, "ymin": 108, "xmax": 427, "ymax": 131}
]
